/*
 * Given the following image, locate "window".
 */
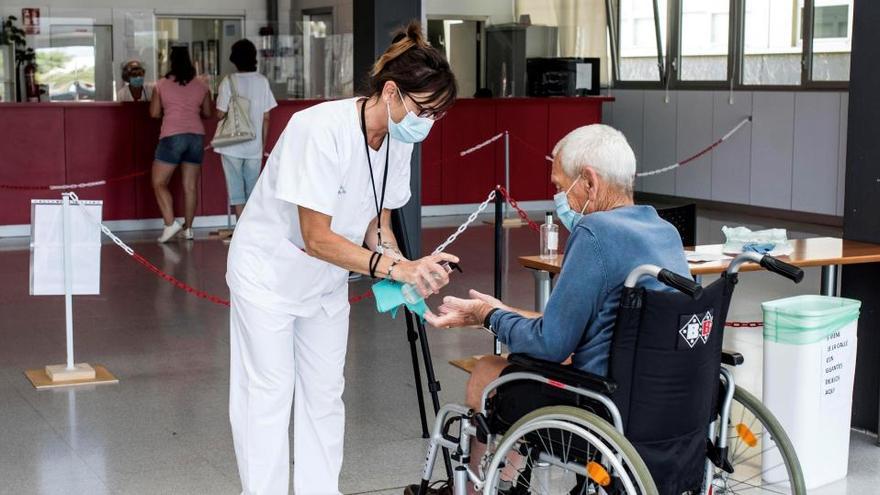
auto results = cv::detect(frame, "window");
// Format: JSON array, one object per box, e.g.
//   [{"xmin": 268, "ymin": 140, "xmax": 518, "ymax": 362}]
[
  {"xmin": 813, "ymin": 4, "xmax": 848, "ymax": 38},
  {"xmin": 742, "ymin": 0, "xmax": 802, "ymax": 85},
  {"xmin": 678, "ymin": 0, "xmax": 729, "ymax": 81},
  {"xmin": 610, "ymin": 0, "xmax": 851, "ymax": 88},
  {"xmin": 36, "ymin": 25, "xmax": 113, "ymax": 101},
  {"xmin": 811, "ymin": 1, "xmax": 852, "ymax": 81},
  {"xmin": 618, "ymin": 0, "xmax": 667, "ymax": 81}
]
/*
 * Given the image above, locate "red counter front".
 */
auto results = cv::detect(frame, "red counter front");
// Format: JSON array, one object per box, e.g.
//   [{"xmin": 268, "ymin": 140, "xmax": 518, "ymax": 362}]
[{"xmin": 0, "ymin": 97, "xmax": 610, "ymax": 226}]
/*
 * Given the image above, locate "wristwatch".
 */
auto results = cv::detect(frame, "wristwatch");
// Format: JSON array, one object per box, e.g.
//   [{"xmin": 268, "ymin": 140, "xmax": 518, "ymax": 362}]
[{"xmin": 482, "ymin": 308, "xmax": 500, "ymax": 335}]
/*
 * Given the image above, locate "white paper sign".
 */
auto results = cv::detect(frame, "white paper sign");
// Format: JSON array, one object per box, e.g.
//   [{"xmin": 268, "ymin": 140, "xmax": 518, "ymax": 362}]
[
  {"xmin": 821, "ymin": 327, "xmax": 854, "ymax": 405},
  {"xmin": 29, "ymin": 199, "xmax": 103, "ymax": 296},
  {"xmin": 575, "ymin": 63, "xmax": 592, "ymax": 90}
]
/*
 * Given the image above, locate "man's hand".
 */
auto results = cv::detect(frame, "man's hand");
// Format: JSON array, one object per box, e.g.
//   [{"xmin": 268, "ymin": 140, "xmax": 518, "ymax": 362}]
[
  {"xmin": 467, "ymin": 289, "xmax": 511, "ymax": 312},
  {"xmin": 425, "ymin": 289, "xmax": 503, "ymax": 329}
]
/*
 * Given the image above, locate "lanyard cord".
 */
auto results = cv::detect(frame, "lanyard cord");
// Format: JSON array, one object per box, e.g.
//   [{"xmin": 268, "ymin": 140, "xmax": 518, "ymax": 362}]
[{"xmin": 360, "ymin": 98, "xmax": 390, "ymax": 243}]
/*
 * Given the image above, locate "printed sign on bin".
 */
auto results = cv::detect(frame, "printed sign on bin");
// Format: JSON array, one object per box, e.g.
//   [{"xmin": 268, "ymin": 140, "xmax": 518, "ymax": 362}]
[{"xmin": 822, "ymin": 329, "xmax": 853, "ymax": 404}]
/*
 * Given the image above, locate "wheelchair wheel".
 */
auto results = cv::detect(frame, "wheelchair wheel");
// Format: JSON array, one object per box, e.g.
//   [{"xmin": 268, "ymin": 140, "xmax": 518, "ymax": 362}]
[
  {"xmin": 710, "ymin": 386, "xmax": 806, "ymax": 494},
  {"xmin": 483, "ymin": 406, "xmax": 658, "ymax": 495}
]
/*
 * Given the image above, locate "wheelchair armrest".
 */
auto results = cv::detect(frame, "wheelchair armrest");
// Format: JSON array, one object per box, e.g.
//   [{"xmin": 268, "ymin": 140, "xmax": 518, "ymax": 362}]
[
  {"xmin": 508, "ymin": 353, "xmax": 617, "ymax": 395},
  {"xmin": 721, "ymin": 350, "xmax": 744, "ymax": 366}
]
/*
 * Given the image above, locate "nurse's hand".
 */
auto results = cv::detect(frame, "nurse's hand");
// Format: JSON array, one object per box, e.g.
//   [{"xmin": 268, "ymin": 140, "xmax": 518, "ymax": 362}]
[{"xmin": 394, "ymin": 253, "xmax": 459, "ymax": 297}]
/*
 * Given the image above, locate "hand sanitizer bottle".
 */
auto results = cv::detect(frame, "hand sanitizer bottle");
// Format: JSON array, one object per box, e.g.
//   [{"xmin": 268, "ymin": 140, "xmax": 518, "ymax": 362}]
[
  {"xmin": 540, "ymin": 212, "xmax": 558, "ymax": 260},
  {"xmin": 400, "ymin": 261, "xmax": 462, "ymax": 305}
]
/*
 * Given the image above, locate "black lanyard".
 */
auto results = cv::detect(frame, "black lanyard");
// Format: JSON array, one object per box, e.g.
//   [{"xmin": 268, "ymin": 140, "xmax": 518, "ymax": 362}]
[{"xmin": 360, "ymin": 98, "xmax": 390, "ymax": 245}]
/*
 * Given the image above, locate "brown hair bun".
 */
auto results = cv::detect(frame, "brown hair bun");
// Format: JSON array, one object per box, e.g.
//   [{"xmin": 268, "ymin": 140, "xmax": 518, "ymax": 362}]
[{"xmin": 367, "ymin": 21, "xmax": 457, "ymax": 118}]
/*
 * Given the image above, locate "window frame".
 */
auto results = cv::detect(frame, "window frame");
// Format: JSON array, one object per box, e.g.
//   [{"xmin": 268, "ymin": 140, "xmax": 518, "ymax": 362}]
[
  {"xmin": 612, "ymin": 0, "xmax": 669, "ymax": 89},
  {"xmin": 610, "ymin": 0, "xmax": 850, "ymax": 91}
]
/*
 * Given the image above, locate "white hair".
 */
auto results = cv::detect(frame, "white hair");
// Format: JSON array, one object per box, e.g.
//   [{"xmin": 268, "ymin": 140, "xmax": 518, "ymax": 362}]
[{"xmin": 552, "ymin": 124, "xmax": 636, "ymax": 191}]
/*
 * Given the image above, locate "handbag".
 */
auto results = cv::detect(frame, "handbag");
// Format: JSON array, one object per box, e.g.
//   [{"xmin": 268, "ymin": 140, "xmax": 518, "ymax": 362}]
[{"xmin": 211, "ymin": 75, "xmax": 256, "ymax": 148}]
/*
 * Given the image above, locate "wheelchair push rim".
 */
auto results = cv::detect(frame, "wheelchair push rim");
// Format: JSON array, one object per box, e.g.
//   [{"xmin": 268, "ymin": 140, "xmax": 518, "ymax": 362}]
[
  {"xmin": 709, "ymin": 386, "xmax": 806, "ymax": 495},
  {"xmin": 483, "ymin": 406, "xmax": 658, "ymax": 495}
]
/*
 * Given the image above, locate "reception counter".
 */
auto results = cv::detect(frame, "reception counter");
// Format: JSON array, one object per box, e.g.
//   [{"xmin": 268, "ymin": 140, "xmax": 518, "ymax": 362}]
[{"xmin": 0, "ymin": 96, "xmax": 611, "ymax": 227}]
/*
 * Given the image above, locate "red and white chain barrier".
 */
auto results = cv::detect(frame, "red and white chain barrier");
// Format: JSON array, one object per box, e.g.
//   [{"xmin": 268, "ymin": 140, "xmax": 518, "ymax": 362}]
[
  {"xmin": 635, "ymin": 117, "xmax": 751, "ymax": 178},
  {"xmin": 497, "ymin": 186, "xmax": 541, "ymax": 233},
  {"xmin": 725, "ymin": 321, "xmax": 763, "ymax": 328},
  {"xmin": 460, "ymin": 132, "xmax": 505, "ymax": 157},
  {"xmin": 0, "ymin": 170, "xmax": 150, "ymax": 191},
  {"xmin": 522, "ymin": 117, "xmax": 753, "ymax": 178}
]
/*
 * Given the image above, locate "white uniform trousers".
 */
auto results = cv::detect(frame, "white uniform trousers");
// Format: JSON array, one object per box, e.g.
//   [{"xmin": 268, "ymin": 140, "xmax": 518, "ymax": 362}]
[{"xmin": 229, "ymin": 291, "xmax": 350, "ymax": 494}]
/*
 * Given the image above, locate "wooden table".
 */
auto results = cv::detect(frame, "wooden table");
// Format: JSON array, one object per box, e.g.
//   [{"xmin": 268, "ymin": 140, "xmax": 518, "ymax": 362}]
[{"xmin": 519, "ymin": 237, "xmax": 880, "ymax": 311}]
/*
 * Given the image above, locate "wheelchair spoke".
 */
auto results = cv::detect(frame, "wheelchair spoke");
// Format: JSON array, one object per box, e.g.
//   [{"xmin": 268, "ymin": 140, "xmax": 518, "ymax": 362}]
[
  {"xmin": 562, "ymin": 430, "xmax": 572, "ymax": 465},
  {"xmin": 535, "ymin": 430, "xmax": 552, "ymax": 456},
  {"xmin": 731, "ymin": 444, "xmax": 777, "ymax": 471},
  {"xmin": 726, "ymin": 473, "xmax": 791, "ymax": 495}
]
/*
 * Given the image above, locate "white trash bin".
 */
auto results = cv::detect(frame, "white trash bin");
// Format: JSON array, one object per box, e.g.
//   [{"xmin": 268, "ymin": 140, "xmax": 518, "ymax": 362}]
[{"xmin": 761, "ymin": 295, "xmax": 861, "ymax": 489}]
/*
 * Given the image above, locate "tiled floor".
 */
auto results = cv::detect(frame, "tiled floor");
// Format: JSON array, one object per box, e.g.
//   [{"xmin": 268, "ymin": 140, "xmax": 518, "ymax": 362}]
[{"xmin": 0, "ymin": 206, "xmax": 875, "ymax": 494}]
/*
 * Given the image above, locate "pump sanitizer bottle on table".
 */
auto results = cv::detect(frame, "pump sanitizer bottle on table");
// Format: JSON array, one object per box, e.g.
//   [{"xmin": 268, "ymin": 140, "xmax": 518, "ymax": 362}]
[{"xmin": 540, "ymin": 212, "xmax": 559, "ymax": 260}]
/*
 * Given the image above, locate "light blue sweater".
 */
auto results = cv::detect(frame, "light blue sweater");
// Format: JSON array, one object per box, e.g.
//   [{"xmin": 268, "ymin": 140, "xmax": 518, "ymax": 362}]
[{"xmin": 491, "ymin": 205, "xmax": 690, "ymax": 376}]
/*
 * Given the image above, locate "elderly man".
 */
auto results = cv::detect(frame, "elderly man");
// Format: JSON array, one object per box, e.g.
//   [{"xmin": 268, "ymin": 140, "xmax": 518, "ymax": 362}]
[
  {"xmin": 116, "ymin": 60, "xmax": 152, "ymax": 102},
  {"xmin": 425, "ymin": 124, "xmax": 690, "ymax": 412}
]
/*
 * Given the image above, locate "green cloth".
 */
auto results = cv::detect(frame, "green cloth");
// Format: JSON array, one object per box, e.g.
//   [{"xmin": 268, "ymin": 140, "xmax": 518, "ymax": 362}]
[
  {"xmin": 762, "ymin": 295, "xmax": 860, "ymax": 345},
  {"xmin": 371, "ymin": 279, "xmax": 428, "ymax": 319}
]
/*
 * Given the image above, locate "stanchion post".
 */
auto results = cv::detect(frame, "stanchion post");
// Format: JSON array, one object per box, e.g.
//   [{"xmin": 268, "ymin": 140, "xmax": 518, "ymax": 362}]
[
  {"xmin": 493, "ymin": 187, "xmax": 503, "ymax": 355},
  {"xmin": 503, "ymin": 131, "xmax": 511, "ymax": 219},
  {"xmin": 62, "ymin": 193, "xmax": 75, "ymax": 370}
]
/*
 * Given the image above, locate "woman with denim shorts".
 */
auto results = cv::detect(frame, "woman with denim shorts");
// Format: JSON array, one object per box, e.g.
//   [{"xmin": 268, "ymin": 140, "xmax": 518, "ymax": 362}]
[
  {"xmin": 215, "ymin": 39, "xmax": 277, "ymax": 220},
  {"xmin": 149, "ymin": 45, "xmax": 213, "ymax": 242}
]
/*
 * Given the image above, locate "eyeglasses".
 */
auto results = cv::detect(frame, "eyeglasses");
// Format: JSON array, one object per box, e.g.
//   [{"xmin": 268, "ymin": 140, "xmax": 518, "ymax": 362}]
[{"xmin": 400, "ymin": 91, "xmax": 445, "ymax": 121}]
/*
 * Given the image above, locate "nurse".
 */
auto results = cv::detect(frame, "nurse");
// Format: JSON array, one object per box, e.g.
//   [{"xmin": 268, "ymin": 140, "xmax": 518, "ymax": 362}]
[{"xmin": 225, "ymin": 22, "xmax": 458, "ymax": 494}]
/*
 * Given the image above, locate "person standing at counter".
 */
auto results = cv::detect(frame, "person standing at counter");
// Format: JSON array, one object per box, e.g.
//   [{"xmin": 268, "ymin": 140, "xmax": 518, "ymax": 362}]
[
  {"xmin": 117, "ymin": 60, "xmax": 152, "ymax": 102},
  {"xmin": 215, "ymin": 39, "xmax": 277, "ymax": 220},
  {"xmin": 149, "ymin": 45, "xmax": 213, "ymax": 242},
  {"xmin": 226, "ymin": 22, "xmax": 457, "ymax": 494}
]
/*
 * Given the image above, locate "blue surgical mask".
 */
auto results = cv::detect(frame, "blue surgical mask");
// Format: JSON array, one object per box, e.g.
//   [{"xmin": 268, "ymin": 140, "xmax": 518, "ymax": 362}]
[
  {"xmin": 553, "ymin": 177, "xmax": 589, "ymax": 232},
  {"xmin": 129, "ymin": 76, "xmax": 144, "ymax": 88},
  {"xmin": 387, "ymin": 88, "xmax": 434, "ymax": 143}
]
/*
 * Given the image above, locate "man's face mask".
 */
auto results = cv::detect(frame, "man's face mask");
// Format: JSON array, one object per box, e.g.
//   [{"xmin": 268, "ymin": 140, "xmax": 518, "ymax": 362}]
[
  {"xmin": 387, "ymin": 88, "xmax": 434, "ymax": 143},
  {"xmin": 129, "ymin": 76, "xmax": 145, "ymax": 88},
  {"xmin": 553, "ymin": 177, "xmax": 590, "ymax": 232}
]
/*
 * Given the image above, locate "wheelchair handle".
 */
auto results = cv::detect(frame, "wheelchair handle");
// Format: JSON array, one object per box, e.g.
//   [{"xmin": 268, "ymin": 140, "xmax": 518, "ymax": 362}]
[
  {"xmin": 624, "ymin": 265, "xmax": 703, "ymax": 299},
  {"xmin": 760, "ymin": 255, "xmax": 804, "ymax": 283},
  {"xmin": 658, "ymin": 269, "xmax": 703, "ymax": 299},
  {"xmin": 726, "ymin": 252, "xmax": 804, "ymax": 283}
]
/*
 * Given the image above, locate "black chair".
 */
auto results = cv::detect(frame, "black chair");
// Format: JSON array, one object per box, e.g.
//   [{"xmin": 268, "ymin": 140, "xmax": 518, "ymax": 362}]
[{"xmin": 657, "ymin": 203, "xmax": 697, "ymax": 247}]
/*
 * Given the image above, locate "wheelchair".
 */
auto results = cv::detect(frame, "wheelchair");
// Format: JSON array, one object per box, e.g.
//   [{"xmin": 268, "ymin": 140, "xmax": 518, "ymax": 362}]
[{"xmin": 414, "ymin": 252, "xmax": 807, "ymax": 495}]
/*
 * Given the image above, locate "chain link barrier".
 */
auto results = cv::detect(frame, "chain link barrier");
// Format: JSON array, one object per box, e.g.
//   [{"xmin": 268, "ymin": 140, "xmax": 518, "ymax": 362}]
[
  {"xmin": 496, "ymin": 186, "xmax": 542, "ymax": 233},
  {"xmin": 459, "ymin": 132, "xmax": 505, "ymax": 157},
  {"xmin": 432, "ymin": 189, "xmax": 497, "ymax": 255},
  {"xmin": 1, "ymin": 170, "xmax": 150, "ymax": 191},
  {"xmin": 725, "ymin": 321, "xmax": 763, "ymax": 328}
]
